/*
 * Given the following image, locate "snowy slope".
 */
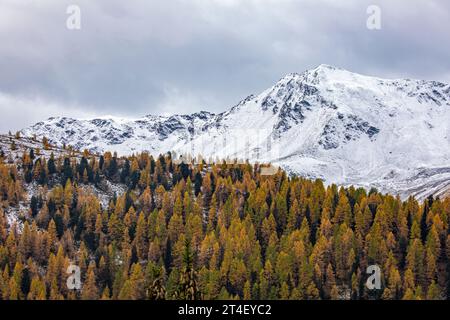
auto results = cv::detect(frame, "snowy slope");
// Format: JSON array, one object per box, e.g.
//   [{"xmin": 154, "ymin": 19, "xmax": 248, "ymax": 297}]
[
  {"xmin": 20, "ymin": 112, "xmax": 216, "ymax": 156},
  {"xmin": 20, "ymin": 65, "xmax": 450, "ymax": 199}
]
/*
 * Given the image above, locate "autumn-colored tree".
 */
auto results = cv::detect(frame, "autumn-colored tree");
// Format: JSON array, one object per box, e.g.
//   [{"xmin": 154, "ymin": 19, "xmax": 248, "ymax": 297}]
[
  {"xmin": 82, "ymin": 262, "xmax": 99, "ymax": 300},
  {"xmin": 0, "ymin": 148, "xmax": 448, "ymax": 301}
]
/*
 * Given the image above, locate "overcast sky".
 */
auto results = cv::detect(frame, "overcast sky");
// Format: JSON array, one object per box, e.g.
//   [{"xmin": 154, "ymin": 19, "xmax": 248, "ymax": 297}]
[{"xmin": 1, "ymin": 0, "xmax": 450, "ymax": 132}]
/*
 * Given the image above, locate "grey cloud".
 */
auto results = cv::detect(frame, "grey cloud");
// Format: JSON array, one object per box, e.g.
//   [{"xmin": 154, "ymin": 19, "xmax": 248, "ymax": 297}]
[{"xmin": 1, "ymin": 0, "xmax": 450, "ymax": 131}]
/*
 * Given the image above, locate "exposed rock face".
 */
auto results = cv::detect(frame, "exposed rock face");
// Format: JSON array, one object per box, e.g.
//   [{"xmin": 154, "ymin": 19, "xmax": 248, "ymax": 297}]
[{"xmin": 21, "ymin": 65, "xmax": 450, "ymax": 200}]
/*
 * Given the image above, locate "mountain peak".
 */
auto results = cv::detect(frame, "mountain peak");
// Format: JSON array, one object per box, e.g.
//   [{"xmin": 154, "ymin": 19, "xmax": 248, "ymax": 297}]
[
  {"xmin": 279, "ymin": 64, "xmax": 349, "ymax": 85},
  {"xmin": 314, "ymin": 64, "xmax": 340, "ymax": 71},
  {"xmin": 19, "ymin": 67, "xmax": 450, "ymax": 200},
  {"xmin": 307, "ymin": 64, "xmax": 353, "ymax": 79}
]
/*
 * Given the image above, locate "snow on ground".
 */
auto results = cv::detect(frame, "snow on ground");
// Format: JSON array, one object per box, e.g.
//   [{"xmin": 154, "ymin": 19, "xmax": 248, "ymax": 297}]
[
  {"xmin": 81, "ymin": 180, "xmax": 128, "ymax": 209},
  {"xmin": 4, "ymin": 203, "xmax": 26, "ymax": 232},
  {"xmin": 0, "ymin": 134, "xmax": 86, "ymax": 163},
  {"xmin": 16, "ymin": 65, "xmax": 450, "ymax": 200}
]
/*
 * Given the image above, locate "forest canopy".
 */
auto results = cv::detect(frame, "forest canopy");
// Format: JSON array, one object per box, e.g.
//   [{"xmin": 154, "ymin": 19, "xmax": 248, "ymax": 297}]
[{"xmin": 0, "ymin": 142, "xmax": 449, "ymax": 300}]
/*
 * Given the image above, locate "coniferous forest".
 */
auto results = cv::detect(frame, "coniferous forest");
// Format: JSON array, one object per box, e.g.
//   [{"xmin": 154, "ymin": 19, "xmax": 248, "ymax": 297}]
[{"xmin": 0, "ymin": 138, "xmax": 450, "ymax": 300}]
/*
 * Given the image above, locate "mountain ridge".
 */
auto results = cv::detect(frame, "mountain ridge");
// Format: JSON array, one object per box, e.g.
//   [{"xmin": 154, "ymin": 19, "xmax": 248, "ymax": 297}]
[{"xmin": 19, "ymin": 65, "xmax": 450, "ymax": 200}]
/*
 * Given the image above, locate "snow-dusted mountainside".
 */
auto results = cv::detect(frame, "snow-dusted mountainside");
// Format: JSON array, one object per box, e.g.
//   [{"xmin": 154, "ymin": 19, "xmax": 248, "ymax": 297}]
[{"xmin": 21, "ymin": 65, "xmax": 450, "ymax": 199}]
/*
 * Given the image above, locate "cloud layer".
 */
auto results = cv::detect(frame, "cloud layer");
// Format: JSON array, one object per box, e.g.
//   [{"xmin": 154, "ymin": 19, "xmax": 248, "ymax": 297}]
[{"xmin": 1, "ymin": 0, "xmax": 450, "ymax": 131}]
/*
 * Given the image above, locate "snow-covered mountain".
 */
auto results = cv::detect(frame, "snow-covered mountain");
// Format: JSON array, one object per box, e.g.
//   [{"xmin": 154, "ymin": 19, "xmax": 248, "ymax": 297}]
[{"xmin": 21, "ymin": 65, "xmax": 450, "ymax": 199}]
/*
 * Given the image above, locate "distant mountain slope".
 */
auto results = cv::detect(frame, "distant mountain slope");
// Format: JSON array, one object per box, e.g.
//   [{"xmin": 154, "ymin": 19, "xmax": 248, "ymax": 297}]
[{"xmin": 20, "ymin": 65, "xmax": 450, "ymax": 199}]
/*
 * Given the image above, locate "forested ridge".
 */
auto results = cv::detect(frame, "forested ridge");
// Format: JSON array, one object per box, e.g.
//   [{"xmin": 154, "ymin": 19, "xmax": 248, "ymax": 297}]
[{"xmin": 0, "ymin": 138, "xmax": 450, "ymax": 300}]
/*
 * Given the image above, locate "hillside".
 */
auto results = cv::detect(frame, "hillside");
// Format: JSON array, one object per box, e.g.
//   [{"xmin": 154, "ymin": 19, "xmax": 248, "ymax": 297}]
[{"xmin": 1, "ymin": 145, "xmax": 449, "ymax": 300}]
